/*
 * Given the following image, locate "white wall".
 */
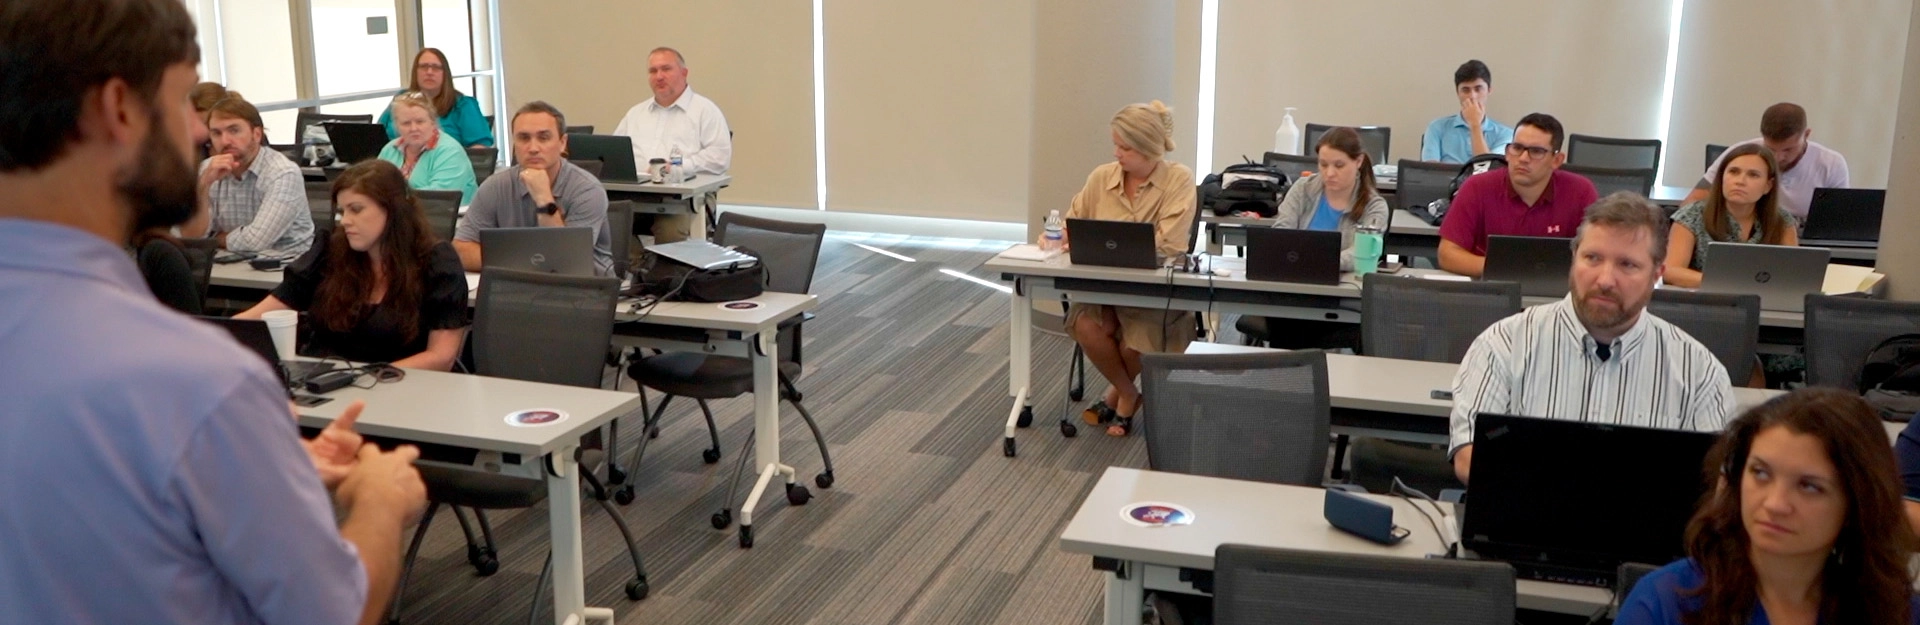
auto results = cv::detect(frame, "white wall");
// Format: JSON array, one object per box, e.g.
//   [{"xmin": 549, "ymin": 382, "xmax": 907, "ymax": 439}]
[{"xmin": 217, "ymin": 0, "xmax": 300, "ymax": 144}]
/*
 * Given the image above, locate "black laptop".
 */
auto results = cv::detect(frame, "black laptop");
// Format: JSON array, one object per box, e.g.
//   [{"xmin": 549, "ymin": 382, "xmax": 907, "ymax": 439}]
[
  {"xmin": 323, "ymin": 122, "xmax": 391, "ymax": 165},
  {"xmin": 1799, "ymin": 187, "xmax": 1884, "ymax": 247},
  {"xmin": 1483, "ymin": 235, "xmax": 1572, "ymax": 297},
  {"xmin": 196, "ymin": 316, "xmax": 341, "ymax": 390},
  {"xmin": 1463, "ymin": 413, "xmax": 1717, "ymax": 587},
  {"xmin": 1066, "ymin": 218, "xmax": 1158, "ymax": 269},
  {"xmin": 479, "ymin": 227, "xmax": 597, "ymax": 276},
  {"xmin": 1244, "ymin": 227, "xmax": 1342, "ymax": 285},
  {"xmin": 565, "ymin": 134, "xmax": 640, "ymax": 183}
]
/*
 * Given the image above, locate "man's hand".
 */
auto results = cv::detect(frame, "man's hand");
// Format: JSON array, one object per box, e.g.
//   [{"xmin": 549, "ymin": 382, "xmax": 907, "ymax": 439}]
[
  {"xmin": 303, "ymin": 401, "xmax": 367, "ymax": 490},
  {"xmin": 520, "ymin": 168, "xmax": 556, "ymax": 207},
  {"xmin": 200, "ymin": 154, "xmax": 237, "ymax": 188},
  {"xmin": 335, "ymin": 443, "xmax": 427, "ymax": 525},
  {"xmin": 1461, "ymin": 96, "xmax": 1486, "ymax": 128}
]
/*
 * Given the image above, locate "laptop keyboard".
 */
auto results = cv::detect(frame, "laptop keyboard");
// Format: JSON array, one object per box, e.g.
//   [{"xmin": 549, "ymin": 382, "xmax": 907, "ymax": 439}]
[
  {"xmin": 1510, "ymin": 561, "xmax": 1614, "ymax": 588},
  {"xmin": 1801, "ymin": 238, "xmax": 1877, "ymax": 248}
]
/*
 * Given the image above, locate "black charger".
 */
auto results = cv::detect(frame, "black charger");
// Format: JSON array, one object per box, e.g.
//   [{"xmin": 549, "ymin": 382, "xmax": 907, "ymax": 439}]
[{"xmin": 304, "ymin": 370, "xmax": 358, "ymax": 394}]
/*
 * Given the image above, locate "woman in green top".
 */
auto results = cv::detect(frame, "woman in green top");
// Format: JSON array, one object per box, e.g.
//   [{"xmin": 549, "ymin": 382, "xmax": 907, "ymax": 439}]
[
  {"xmin": 376, "ymin": 48, "xmax": 494, "ymax": 148},
  {"xmin": 377, "ymin": 93, "xmax": 477, "ymax": 205},
  {"xmin": 1664, "ymin": 143, "xmax": 1798, "ymax": 288}
]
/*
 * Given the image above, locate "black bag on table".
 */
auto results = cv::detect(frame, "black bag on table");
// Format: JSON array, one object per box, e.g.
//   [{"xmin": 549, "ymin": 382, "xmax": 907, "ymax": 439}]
[{"xmin": 1204, "ymin": 161, "xmax": 1287, "ymax": 217}]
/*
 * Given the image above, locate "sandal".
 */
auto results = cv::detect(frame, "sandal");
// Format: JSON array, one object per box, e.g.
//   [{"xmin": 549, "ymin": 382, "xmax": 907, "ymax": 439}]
[
  {"xmin": 1105, "ymin": 415, "xmax": 1134, "ymax": 437},
  {"xmin": 1081, "ymin": 401, "xmax": 1118, "ymax": 426}
]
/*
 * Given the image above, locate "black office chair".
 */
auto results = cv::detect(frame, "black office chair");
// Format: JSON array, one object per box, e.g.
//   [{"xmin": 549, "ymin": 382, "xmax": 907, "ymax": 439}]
[
  {"xmin": 1647, "ymin": 290, "xmax": 1760, "ymax": 384},
  {"xmin": 292, "ymin": 112, "xmax": 373, "ymax": 147},
  {"xmin": 1213, "ymin": 544, "xmax": 1516, "ymax": 625},
  {"xmin": 1562, "ymin": 164, "xmax": 1657, "ymax": 197},
  {"xmin": 1303, "ymin": 124, "xmax": 1391, "ymax": 164},
  {"xmin": 466, "ymin": 146, "xmax": 499, "ymax": 184},
  {"xmin": 1803, "ymin": 294, "xmax": 1920, "ymax": 389},
  {"xmin": 564, "ymin": 125, "xmax": 595, "ymax": 135},
  {"xmin": 1263, "ymin": 151, "xmax": 1319, "ymax": 182},
  {"xmin": 605, "ymin": 200, "xmax": 633, "ymax": 279},
  {"xmin": 171, "ymin": 237, "xmax": 219, "ymax": 313},
  {"xmin": 1566, "ymin": 134, "xmax": 1662, "ymax": 171},
  {"xmin": 270, "ymin": 143, "xmax": 306, "ymax": 165},
  {"xmin": 1394, "ymin": 159, "xmax": 1459, "ymax": 215},
  {"xmin": 413, "ymin": 189, "xmax": 462, "ymax": 243},
  {"xmin": 569, "ymin": 158, "xmax": 605, "ymax": 180},
  {"xmin": 618, "ymin": 214, "xmax": 835, "ymax": 546},
  {"xmin": 1141, "ymin": 350, "xmax": 1334, "ymax": 486},
  {"xmin": 305, "ymin": 180, "xmax": 335, "ymax": 234},
  {"xmin": 1705, "ymin": 143, "xmax": 1730, "ymax": 172},
  {"xmin": 387, "ymin": 268, "xmax": 650, "ymax": 625}
]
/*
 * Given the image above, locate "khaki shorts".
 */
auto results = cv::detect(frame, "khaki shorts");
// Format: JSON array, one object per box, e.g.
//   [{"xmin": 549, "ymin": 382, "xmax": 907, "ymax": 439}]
[{"xmin": 1065, "ymin": 303, "xmax": 1196, "ymax": 354}]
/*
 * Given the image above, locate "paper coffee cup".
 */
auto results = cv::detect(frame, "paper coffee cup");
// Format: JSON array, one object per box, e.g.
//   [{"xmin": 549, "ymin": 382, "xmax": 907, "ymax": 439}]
[{"xmin": 261, "ymin": 310, "xmax": 298, "ymax": 361}]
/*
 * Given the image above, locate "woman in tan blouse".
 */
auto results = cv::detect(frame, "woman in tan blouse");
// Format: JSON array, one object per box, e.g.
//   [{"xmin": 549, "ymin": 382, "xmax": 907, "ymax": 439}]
[{"xmin": 1062, "ymin": 100, "xmax": 1197, "ymax": 436}]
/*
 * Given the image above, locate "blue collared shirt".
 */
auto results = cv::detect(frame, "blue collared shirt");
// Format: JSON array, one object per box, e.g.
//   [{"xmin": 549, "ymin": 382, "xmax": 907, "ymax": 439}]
[
  {"xmin": 1421, "ymin": 113, "xmax": 1515, "ymax": 164},
  {"xmin": 0, "ymin": 218, "xmax": 366, "ymax": 625}
]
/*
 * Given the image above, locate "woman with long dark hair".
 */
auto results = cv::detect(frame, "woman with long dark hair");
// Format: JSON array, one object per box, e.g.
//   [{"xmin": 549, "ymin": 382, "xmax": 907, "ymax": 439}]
[
  {"xmin": 376, "ymin": 47, "xmax": 493, "ymax": 148},
  {"xmin": 1616, "ymin": 387, "xmax": 1919, "ymax": 624},
  {"xmin": 1664, "ymin": 143, "xmax": 1797, "ymax": 289},
  {"xmin": 236, "ymin": 160, "xmax": 468, "ymax": 369}
]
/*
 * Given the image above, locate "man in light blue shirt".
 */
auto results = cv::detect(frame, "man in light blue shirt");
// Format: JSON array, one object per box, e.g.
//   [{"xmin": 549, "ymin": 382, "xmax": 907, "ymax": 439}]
[
  {"xmin": 0, "ymin": 3, "xmax": 426, "ymax": 624},
  {"xmin": 1421, "ymin": 60, "xmax": 1515, "ymax": 164}
]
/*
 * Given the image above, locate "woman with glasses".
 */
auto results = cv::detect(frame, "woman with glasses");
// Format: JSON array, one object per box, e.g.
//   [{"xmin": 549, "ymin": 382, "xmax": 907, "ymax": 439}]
[
  {"xmin": 1663, "ymin": 143, "xmax": 1797, "ymax": 288},
  {"xmin": 376, "ymin": 48, "xmax": 494, "ymax": 148},
  {"xmin": 1615, "ymin": 387, "xmax": 1919, "ymax": 625},
  {"xmin": 236, "ymin": 160, "xmax": 469, "ymax": 370},
  {"xmin": 377, "ymin": 92, "xmax": 478, "ymax": 204}
]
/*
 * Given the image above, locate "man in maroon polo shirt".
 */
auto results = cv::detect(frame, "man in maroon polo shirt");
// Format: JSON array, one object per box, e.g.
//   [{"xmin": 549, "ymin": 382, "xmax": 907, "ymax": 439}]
[{"xmin": 1437, "ymin": 112, "xmax": 1600, "ymax": 277}]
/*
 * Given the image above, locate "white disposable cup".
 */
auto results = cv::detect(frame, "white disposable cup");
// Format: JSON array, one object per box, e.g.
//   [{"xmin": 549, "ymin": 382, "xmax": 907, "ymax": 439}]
[{"xmin": 261, "ymin": 310, "xmax": 299, "ymax": 360}]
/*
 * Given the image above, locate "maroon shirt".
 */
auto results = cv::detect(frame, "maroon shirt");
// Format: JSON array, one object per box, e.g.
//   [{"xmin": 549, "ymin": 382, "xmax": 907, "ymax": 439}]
[{"xmin": 1438, "ymin": 168, "xmax": 1600, "ymax": 256}]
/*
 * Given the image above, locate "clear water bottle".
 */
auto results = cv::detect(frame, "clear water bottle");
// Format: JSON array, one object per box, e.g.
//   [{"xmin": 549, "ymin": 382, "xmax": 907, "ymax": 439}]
[
  {"xmin": 1041, "ymin": 210, "xmax": 1064, "ymax": 252},
  {"xmin": 668, "ymin": 148, "xmax": 685, "ymax": 183}
]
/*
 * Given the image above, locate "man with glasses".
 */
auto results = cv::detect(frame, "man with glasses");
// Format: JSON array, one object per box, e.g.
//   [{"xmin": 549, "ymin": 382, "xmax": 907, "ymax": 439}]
[{"xmin": 1437, "ymin": 112, "xmax": 1599, "ymax": 277}]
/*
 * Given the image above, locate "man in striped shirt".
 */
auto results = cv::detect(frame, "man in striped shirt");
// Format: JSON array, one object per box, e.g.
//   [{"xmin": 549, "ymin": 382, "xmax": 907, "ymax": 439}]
[{"xmin": 1449, "ymin": 192, "xmax": 1735, "ymax": 484}]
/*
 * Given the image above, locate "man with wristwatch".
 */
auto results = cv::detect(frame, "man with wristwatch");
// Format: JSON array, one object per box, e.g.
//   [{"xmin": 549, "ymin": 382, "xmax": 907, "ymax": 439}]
[{"xmin": 452, "ymin": 100, "xmax": 614, "ymax": 277}]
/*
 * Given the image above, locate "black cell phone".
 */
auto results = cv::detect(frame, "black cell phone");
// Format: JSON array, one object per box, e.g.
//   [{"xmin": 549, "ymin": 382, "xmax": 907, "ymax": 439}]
[
  {"xmin": 291, "ymin": 394, "xmax": 333, "ymax": 408},
  {"xmin": 1429, "ymin": 389, "xmax": 1454, "ymax": 401},
  {"xmin": 1378, "ymin": 261, "xmax": 1404, "ymax": 274}
]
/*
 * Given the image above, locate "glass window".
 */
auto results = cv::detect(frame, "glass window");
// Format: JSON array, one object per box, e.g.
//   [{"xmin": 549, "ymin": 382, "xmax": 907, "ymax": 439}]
[
  {"xmin": 311, "ymin": 0, "xmax": 402, "ymax": 119},
  {"xmin": 215, "ymin": 0, "xmax": 301, "ymax": 144}
]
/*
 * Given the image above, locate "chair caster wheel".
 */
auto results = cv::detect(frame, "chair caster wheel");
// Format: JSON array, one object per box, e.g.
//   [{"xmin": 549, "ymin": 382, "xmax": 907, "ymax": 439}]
[
  {"xmin": 786, "ymin": 484, "xmax": 813, "ymax": 506},
  {"xmin": 607, "ymin": 465, "xmax": 627, "ymax": 486},
  {"xmin": 1069, "ymin": 389, "xmax": 1085, "ymax": 402},
  {"xmin": 466, "ymin": 545, "xmax": 499, "ymax": 576},
  {"xmin": 1015, "ymin": 406, "xmax": 1033, "ymax": 428},
  {"xmin": 739, "ymin": 525, "xmax": 754, "ymax": 549},
  {"xmin": 815, "ymin": 471, "xmax": 834, "ymax": 489},
  {"xmin": 711, "ymin": 510, "xmax": 732, "ymax": 529},
  {"xmin": 626, "ymin": 576, "xmax": 650, "ymax": 600},
  {"xmin": 1003, "ymin": 437, "xmax": 1016, "ymax": 457},
  {"xmin": 1060, "ymin": 420, "xmax": 1078, "ymax": 438},
  {"xmin": 647, "ymin": 425, "xmax": 660, "ymax": 439},
  {"xmin": 701, "ymin": 448, "xmax": 721, "ymax": 464},
  {"xmin": 613, "ymin": 484, "xmax": 635, "ymax": 505}
]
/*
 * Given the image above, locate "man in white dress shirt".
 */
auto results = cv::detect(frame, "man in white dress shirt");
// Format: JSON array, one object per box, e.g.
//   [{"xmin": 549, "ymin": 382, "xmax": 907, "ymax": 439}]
[
  {"xmin": 613, "ymin": 46, "xmax": 731, "ymax": 246},
  {"xmin": 1449, "ymin": 192, "xmax": 1736, "ymax": 484}
]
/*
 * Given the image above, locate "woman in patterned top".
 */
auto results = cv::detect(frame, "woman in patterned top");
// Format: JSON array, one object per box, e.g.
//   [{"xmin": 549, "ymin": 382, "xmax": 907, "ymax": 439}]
[{"xmin": 1663, "ymin": 143, "xmax": 1798, "ymax": 288}]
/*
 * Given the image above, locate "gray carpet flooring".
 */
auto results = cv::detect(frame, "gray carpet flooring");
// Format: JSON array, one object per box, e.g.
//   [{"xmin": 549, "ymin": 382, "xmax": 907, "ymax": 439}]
[{"xmin": 394, "ymin": 232, "xmax": 1171, "ymax": 625}]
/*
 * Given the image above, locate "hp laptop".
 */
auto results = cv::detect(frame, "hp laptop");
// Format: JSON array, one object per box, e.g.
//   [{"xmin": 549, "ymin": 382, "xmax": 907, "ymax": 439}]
[
  {"xmin": 1463, "ymin": 413, "xmax": 1717, "ymax": 587},
  {"xmin": 1482, "ymin": 235, "xmax": 1572, "ymax": 297},
  {"xmin": 1065, "ymin": 218, "xmax": 1158, "ymax": 269},
  {"xmin": 1697, "ymin": 242, "xmax": 1829, "ymax": 313},
  {"xmin": 322, "ymin": 122, "xmax": 391, "ymax": 165},
  {"xmin": 1244, "ymin": 227, "xmax": 1341, "ymax": 285},
  {"xmin": 479, "ymin": 227, "xmax": 597, "ymax": 276},
  {"xmin": 565, "ymin": 134, "xmax": 640, "ymax": 183},
  {"xmin": 196, "ymin": 316, "xmax": 340, "ymax": 389},
  {"xmin": 1799, "ymin": 188, "xmax": 1884, "ymax": 247}
]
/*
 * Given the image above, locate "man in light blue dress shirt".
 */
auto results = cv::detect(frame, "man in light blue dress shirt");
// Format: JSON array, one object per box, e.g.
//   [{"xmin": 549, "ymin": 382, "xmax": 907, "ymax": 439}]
[
  {"xmin": 1421, "ymin": 60, "xmax": 1516, "ymax": 164},
  {"xmin": 0, "ymin": 2, "xmax": 426, "ymax": 624}
]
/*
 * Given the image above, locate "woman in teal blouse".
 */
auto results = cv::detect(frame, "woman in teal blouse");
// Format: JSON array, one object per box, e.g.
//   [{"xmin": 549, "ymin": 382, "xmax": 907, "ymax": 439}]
[
  {"xmin": 376, "ymin": 48, "xmax": 493, "ymax": 148},
  {"xmin": 377, "ymin": 93, "xmax": 477, "ymax": 205}
]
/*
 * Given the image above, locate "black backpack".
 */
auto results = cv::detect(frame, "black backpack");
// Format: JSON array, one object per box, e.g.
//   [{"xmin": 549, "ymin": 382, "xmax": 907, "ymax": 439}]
[
  {"xmin": 1858, "ymin": 334, "xmax": 1920, "ymax": 421},
  {"xmin": 1202, "ymin": 161, "xmax": 1287, "ymax": 217},
  {"xmin": 1412, "ymin": 153, "xmax": 1507, "ymax": 226}
]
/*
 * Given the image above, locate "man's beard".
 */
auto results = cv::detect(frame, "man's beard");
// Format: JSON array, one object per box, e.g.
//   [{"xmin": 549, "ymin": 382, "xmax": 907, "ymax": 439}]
[{"xmin": 117, "ymin": 115, "xmax": 199, "ymax": 234}]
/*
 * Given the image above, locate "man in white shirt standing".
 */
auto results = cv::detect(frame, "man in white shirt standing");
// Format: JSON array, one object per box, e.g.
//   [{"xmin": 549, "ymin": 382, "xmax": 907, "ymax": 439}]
[
  {"xmin": 1681, "ymin": 102, "xmax": 1848, "ymax": 222},
  {"xmin": 1448, "ymin": 192, "xmax": 1736, "ymax": 484},
  {"xmin": 613, "ymin": 46, "xmax": 732, "ymax": 246}
]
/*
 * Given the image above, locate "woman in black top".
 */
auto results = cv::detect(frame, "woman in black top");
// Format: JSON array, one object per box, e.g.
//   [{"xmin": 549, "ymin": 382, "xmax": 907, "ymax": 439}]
[{"xmin": 237, "ymin": 160, "xmax": 468, "ymax": 369}]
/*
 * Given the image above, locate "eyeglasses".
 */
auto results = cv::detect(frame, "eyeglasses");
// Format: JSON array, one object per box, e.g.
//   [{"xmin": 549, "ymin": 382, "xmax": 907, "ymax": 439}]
[
  {"xmin": 1505, "ymin": 143, "xmax": 1557, "ymax": 160},
  {"xmin": 416, "ymin": 63, "xmax": 446, "ymax": 72}
]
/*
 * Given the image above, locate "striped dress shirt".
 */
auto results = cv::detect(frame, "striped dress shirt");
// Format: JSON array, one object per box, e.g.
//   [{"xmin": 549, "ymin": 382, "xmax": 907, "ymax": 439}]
[
  {"xmin": 203, "ymin": 147, "xmax": 314, "ymax": 257},
  {"xmin": 1447, "ymin": 296, "xmax": 1735, "ymax": 458}
]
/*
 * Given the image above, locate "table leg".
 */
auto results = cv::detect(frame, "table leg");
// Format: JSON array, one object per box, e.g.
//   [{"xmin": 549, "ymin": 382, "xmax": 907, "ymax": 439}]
[
  {"xmin": 1103, "ymin": 560, "xmax": 1144, "ymax": 625},
  {"xmin": 739, "ymin": 329, "xmax": 796, "ymax": 547},
  {"xmin": 544, "ymin": 446, "xmax": 600, "ymax": 625},
  {"xmin": 688, "ymin": 195, "xmax": 710, "ymax": 241},
  {"xmin": 1005, "ymin": 277, "xmax": 1033, "ymax": 457}
]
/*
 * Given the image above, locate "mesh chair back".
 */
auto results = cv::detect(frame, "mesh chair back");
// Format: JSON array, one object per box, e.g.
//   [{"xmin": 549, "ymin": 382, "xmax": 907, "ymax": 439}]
[
  {"xmin": 1303, "ymin": 124, "xmax": 1390, "ymax": 164},
  {"xmin": 564, "ymin": 125, "xmax": 595, "ymax": 135},
  {"xmin": 271, "ymin": 144, "xmax": 305, "ymax": 164},
  {"xmin": 414, "ymin": 189, "xmax": 462, "ymax": 243},
  {"xmin": 306, "ymin": 180, "xmax": 335, "ymax": 233},
  {"xmin": 1803, "ymin": 295, "xmax": 1920, "ymax": 388},
  {"xmin": 293, "ymin": 112, "xmax": 373, "ymax": 146},
  {"xmin": 606, "ymin": 201, "xmax": 633, "ymax": 279},
  {"xmin": 1214, "ymin": 544, "xmax": 1515, "ymax": 625},
  {"xmin": 1566, "ymin": 134, "xmax": 1662, "ymax": 171},
  {"xmin": 715, "ymin": 213, "xmax": 827, "ymax": 295},
  {"xmin": 1562, "ymin": 164, "xmax": 1656, "ymax": 197},
  {"xmin": 570, "ymin": 159, "xmax": 605, "ymax": 180},
  {"xmin": 1395, "ymin": 159, "xmax": 1459, "ymax": 212},
  {"xmin": 1141, "ymin": 351, "xmax": 1331, "ymax": 486},
  {"xmin": 178, "ymin": 237, "xmax": 219, "ymax": 306},
  {"xmin": 1263, "ymin": 152, "xmax": 1319, "ymax": 181},
  {"xmin": 473, "ymin": 268, "xmax": 620, "ymax": 388},
  {"xmin": 1647, "ymin": 290, "xmax": 1760, "ymax": 383},
  {"xmin": 1362, "ymin": 274, "xmax": 1521, "ymax": 363},
  {"xmin": 1705, "ymin": 144, "xmax": 1729, "ymax": 172},
  {"xmin": 467, "ymin": 147, "xmax": 499, "ymax": 184}
]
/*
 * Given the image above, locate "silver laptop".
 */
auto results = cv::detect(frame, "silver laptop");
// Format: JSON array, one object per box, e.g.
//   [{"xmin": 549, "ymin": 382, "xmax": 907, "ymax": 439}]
[
  {"xmin": 479, "ymin": 227, "xmax": 597, "ymax": 276},
  {"xmin": 1697, "ymin": 242, "xmax": 1829, "ymax": 313},
  {"xmin": 646, "ymin": 240, "xmax": 760, "ymax": 270}
]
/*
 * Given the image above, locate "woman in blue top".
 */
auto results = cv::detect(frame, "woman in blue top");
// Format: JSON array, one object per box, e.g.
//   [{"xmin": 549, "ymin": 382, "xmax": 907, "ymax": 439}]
[
  {"xmin": 377, "ymin": 93, "xmax": 477, "ymax": 204},
  {"xmin": 377, "ymin": 48, "xmax": 493, "ymax": 148},
  {"xmin": 1617, "ymin": 387, "xmax": 1919, "ymax": 625},
  {"xmin": 1271, "ymin": 126, "xmax": 1390, "ymax": 272}
]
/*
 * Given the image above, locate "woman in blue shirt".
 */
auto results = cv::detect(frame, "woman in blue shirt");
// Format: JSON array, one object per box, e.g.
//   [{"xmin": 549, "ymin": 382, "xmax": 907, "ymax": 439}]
[
  {"xmin": 377, "ymin": 48, "xmax": 493, "ymax": 148},
  {"xmin": 1252, "ymin": 126, "xmax": 1388, "ymax": 350},
  {"xmin": 1616, "ymin": 387, "xmax": 1919, "ymax": 625}
]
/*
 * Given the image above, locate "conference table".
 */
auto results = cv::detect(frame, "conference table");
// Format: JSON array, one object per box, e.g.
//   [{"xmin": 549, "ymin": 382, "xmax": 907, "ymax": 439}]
[
  {"xmin": 603, "ymin": 174, "xmax": 732, "ymax": 241},
  {"xmin": 295, "ymin": 366, "xmax": 643, "ymax": 625}
]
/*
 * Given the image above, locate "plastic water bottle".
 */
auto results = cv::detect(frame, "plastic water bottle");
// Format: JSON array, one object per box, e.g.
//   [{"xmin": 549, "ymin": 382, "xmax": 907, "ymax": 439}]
[
  {"xmin": 1273, "ymin": 107, "xmax": 1301, "ymax": 155},
  {"xmin": 668, "ymin": 148, "xmax": 685, "ymax": 183},
  {"xmin": 1042, "ymin": 210, "xmax": 1064, "ymax": 252}
]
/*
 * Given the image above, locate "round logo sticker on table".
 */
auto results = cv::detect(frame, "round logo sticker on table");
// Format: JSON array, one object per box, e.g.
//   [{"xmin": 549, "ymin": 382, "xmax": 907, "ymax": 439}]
[
  {"xmin": 1119, "ymin": 502, "xmax": 1195, "ymax": 527},
  {"xmin": 505, "ymin": 408, "xmax": 570, "ymax": 427},
  {"xmin": 719, "ymin": 301, "xmax": 762, "ymax": 311}
]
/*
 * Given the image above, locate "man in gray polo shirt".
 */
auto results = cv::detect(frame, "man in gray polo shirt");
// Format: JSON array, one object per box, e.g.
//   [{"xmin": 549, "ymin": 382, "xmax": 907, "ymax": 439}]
[{"xmin": 452, "ymin": 101, "xmax": 614, "ymax": 277}]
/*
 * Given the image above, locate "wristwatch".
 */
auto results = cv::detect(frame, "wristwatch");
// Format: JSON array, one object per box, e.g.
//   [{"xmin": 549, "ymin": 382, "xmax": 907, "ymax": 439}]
[{"xmin": 537, "ymin": 202, "xmax": 561, "ymax": 216}]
